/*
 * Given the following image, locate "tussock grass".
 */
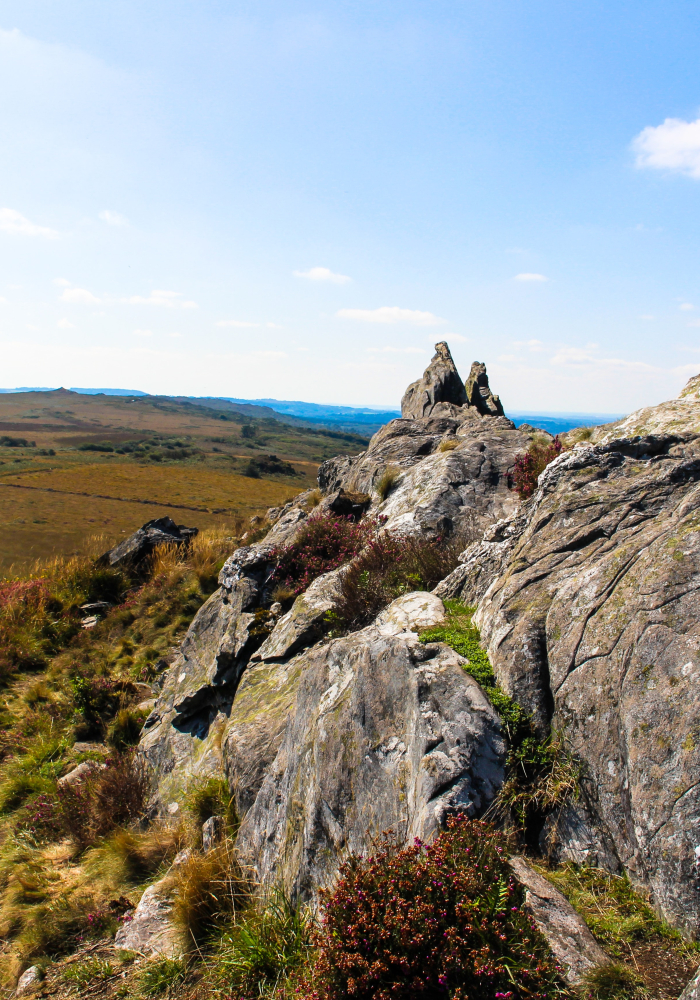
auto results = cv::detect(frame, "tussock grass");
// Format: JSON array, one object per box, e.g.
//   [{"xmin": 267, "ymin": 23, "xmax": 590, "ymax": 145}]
[
  {"xmin": 438, "ymin": 438, "xmax": 459, "ymax": 452},
  {"xmin": 171, "ymin": 843, "xmax": 251, "ymax": 948},
  {"xmin": 374, "ymin": 464, "xmax": 401, "ymax": 501}
]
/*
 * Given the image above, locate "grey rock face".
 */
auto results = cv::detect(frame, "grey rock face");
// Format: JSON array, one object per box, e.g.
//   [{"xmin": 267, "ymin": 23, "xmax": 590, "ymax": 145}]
[
  {"xmin": 401, "ymin": 341, "xmax": 468, "ymax": 419},
  {"xmin": 465, "ymin": 361, "xmax": 504, "ymax": 417},
  {"xmin": 98, "ymin": 517, "xmax": 198, "ymax": 569},
  {"xmin": 114, "ymin": 880, "xmax": 183, "ymax": 959},
  {"xmin": 236, "ymin": 595, "xmax": 506, "ymax": 900},
  {"xmin": 455, "ymin": 411, "xmax": 700, "ymax": 930},
  {"xmin": 509, "ymin": 857, "xmax": 608, "ymax": 983},
  {"xmin": 251, "ymin": 568, "xmax": 345, "ymax": 664},
  {"xmin": 14, "ymin": 966, "xmax": 40, "ymax": 996},
  {"xmin": 680, "ymin": 966, "xmax": 700, "ymax": 1000}
]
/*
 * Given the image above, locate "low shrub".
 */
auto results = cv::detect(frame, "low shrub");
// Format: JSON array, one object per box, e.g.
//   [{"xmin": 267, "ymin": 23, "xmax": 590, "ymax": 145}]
[
  {"xmin": 58, "ymin": 752, "xmax": 148, "ymax": 851},
  {"xmin": 374, "ymin": 464, "xmax": 401, "ymax": 501},
  {"xmin": 218, "ymin": 888, "xmax": 313, "ymax": 997},
  {"xmin": 138, "ymin": 957, "xmax": 188, "ymax": 996},
  {"xmin": 303, "ymin": 817, "xmax": 562, "ymax": 1000},
  {"xmin": 512, "ymin": 436, "xmax": 564, "ymax": 499},
  {"xmin": 581, "ymin": 963, "xmax": 649, "ymax": 1000},
  {"xmin": 269, "ymin": 513, "xmax": 376, "ymax": 597},
  {"xmin": 331, "ymin": 533, "xmax": 463, "ymax": 631},
  {"xmin": 107, "ymin": 707, "xmax": 149, "ymax": 751},
  {"xmin": 172, "ymin": 843, "xmax": 250, "ymax": 947}
]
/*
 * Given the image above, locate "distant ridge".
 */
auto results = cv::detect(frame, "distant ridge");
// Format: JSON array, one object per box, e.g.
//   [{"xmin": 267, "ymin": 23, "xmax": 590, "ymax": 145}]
[{"xmin": 0, "ymin": 387, "xmax": 626, "ymax": 436}]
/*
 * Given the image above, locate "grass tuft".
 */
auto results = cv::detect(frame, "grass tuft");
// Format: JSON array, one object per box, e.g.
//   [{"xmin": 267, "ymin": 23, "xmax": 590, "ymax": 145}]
[
  {"xmin": 374, "ymin": 465, "xmax": 401, "ymax": 501},
  {"xmin": 580, "ymin": 963, "xmax": 649, "ymax": 1000}
]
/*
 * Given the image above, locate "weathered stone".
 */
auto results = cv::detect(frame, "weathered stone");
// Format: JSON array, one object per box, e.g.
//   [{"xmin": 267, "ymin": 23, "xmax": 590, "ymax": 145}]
[
  {"xmin": 680, "ymin": 965, "xmax": 700, "ymax": 1000},
  {"xmin": 509, "ymin": 856, "xmax": 608, "ymax": 983},
  {"xmin": 457, "ymin": 377, "xmax": 700, "ymax": 932},
  {"xmin": 465, "ymin": 361, "xmax": 504, "ymax": 417},
  {"xmin": 202, "ymin": 815, "xmax": 225, "ymax": 852},
  {"xmin": 374, "ymin": 591, "xmax": 446, "ymax": 635},
  {"xmin": 251, "ymin": 568, "xmax": 344, "ymax": 663},
  {"xmin": 14, "ymin": 966, "xmax": 40, "ymax": 996},
  {"xmin": 401, "ymin": 342, "xmax": 468, "ymax": 419},
  {"xmin": 319, "ymin": 488, "xmax": 372, "ymax": 520},
  {"xmin": 57, "ymin": 760, "xmax": 105, "ymax": 788},
  {"xmin": 114, "ymin": 879, "xmax": 183, "ymax": 959},
  {"xmin": 236, "ymin": 595, "xmax": 506, "ymax": 900},
  {"xmin": 98, "ymin": 517, "xmax": 198, "ymax": 569}
]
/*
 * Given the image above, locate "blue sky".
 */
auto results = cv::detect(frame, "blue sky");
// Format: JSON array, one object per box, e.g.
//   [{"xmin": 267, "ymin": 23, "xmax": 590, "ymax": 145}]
[{"xmin": 1, "ymin": 0, "xmax": 700, "ymax": 412}]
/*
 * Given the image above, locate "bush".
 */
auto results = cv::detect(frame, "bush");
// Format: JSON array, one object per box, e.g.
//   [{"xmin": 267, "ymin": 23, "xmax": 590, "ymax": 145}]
[
  {"xmin": 512, "ymin": 436, "xmax": 564, "ymax": 500},
  {"xmin": 78, "ymin": 442, "xmax": 114, "ymax": 452},
  {"xmin": 375, "ymin": 464, "xmax": 401, "ymax": 501},
  {"xmin": 172, "ymin": 844, "xmax": 251, "ymax": 947},
  {"xmin": 218, "ymin": 889, "xmax": 313, "ymax": 997},
  {"xmin": 304, "ymin": 817, "xmax": 562, "ymax": 1000},
  {"xmin": 57, "ymin": 752, "xmax": 148, "ymax": 851},
  {"xmin": 269, "ymin": 513, "xmax": 376, "ymax": 597},
  {"xmin": 331, "ymin": 533, "xmax": 463, "ymax": 631},
  {"xmin": 581, "ymin": 963, "xmax": 649, "ymax": 1000}
]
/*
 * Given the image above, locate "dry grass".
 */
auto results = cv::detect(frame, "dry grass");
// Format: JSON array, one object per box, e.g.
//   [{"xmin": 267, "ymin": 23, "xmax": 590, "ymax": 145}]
[
  {"xmin": 171, "ymin": 843, "xmax": 252, "ymax": 949},
  {"xmin": 374, "ymin": 465, "xmax": 401, "ymax": 501},
  {"xmin": 438, "ymin": 438, "xmax": 459, "ymax": 452}
]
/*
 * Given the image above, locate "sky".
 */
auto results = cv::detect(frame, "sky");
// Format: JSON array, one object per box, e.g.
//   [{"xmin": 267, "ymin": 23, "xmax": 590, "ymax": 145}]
[{"xmin": 1, "ymin": 1, "xmax": 700, "ymax": 413}]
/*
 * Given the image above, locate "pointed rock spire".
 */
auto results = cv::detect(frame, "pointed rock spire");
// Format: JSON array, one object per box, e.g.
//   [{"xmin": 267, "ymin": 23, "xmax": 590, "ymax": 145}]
[
  {"xmin": 401, "ymin": 341, "xmax": 467, "ymax": 419},
  {"xmin": 464, "ymin": 362, "xmax": 504, "ymax": 417}
]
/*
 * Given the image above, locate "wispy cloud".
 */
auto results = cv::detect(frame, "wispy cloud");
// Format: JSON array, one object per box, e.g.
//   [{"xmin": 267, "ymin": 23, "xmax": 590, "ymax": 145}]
[
  {"xmin": 294, "ymin": 266, "xmax": 351, "ymax": 284},
  {"xmin": 53, "ymin": 278, "xmax": 71, "ymax": 287},
  {"xmin": 437, "ymin": 332, "xmax": 468, "ymax": 343},
  {"xmin": 0, "ymin": 207, "xmax": 58, "ymax": 239},
  {"xmin": 126, "ymin": 290, "xmax": 197, "ymax": 309},
  {"xmin": 366, "ymin": 346, "xmax": 426, "ymax": 354},
  {"xmin": 216, "ymin": 319, "xmax": 259, "ymax": 328},
  {"xmin": 633, "ymin": 115, "xmax": 700, "ymax": 178},
  {"xmin": 514, "ymin": 273, "xmax": 548, "ymax": 282},
  {"xmin": 99, "ymin": 210, "xmax": 128, "ymax": 227},
  {"xmin": 133, "ymin": 329, "xmax": 153, "ymax": 337},
  {"xmin": 61, "ymin": 287, "xmax": 101, "ymax": 304},
  {"xmin": 687, "ymin": 319, "xmax": 700, "ymax": 328},
  {"xmin": 57, "ymin": 318, "xmax": 75, "ymax": 329},
  {"xmin": 679, "ymin": 302, "xmax": 695, "ymax": 311},
  {"xmin": 513, "ymin": 339, "xmax": 544, "ymax": 351},
  {"xmin": 337, "ymin": 307, "xmax": 445, "ymax": 326}
]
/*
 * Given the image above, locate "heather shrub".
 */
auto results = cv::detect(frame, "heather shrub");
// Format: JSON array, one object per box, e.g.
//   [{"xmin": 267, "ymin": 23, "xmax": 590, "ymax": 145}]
[
  {"xmin": 331, "ymin": 533, "xmax": 464, "ymax": 630},
  {"xmin": 57, "ymin": 752, "xmax": 148, "ymax": 851},
  {"xmin": 512, "ymin": 436, "xmax": 564, "ymax": 499},
  {"xmin": 304, "ymin": 817, "xmax": 562, "ymax": 1000},
  {"xmin": 269, "ymin": 513, "xmax": 376, "ymax": 597}
]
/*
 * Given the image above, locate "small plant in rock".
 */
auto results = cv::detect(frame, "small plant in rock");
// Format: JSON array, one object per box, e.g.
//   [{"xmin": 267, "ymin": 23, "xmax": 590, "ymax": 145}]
[
  {"xmin": 495, "ymin": 731, "xmax": 583, "ymax": 832},
  {"xmin": 512, "ymin": 436, "xmax": 564, "ymax": 500},
  {"xmin": 438, "ymin": 438, "xmax": 459, "ymax": 452},
  {"xmin": 301, "ymin": 817, "xmax": 562, "ymax": 1000},
  {"xmin": 107, "ymin": 707, "xmax": 148, "ymax": 751},
  {"xmin": 374, "ymin": 464, "xmax": 401, "ymax": 501},
  {"xmin": 269, "ymin": 513, "xmax": 376, "ymax": 597},
  {"xmin": 218, "ymin": 888, "xmax": 314, "ymax": 997},
  {"xmin": 581, "ymin": 963, "xmax": 649, "ymax": 1000}
]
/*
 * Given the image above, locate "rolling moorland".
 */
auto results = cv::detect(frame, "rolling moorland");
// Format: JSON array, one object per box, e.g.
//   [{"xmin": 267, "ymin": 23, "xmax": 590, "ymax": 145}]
[
  {"xmin": 0, "ymin": 389, "xmax": 368, "ymax": 575},
  {"xmin": 1, "ymin": 345, "xmax": 700, "ymax": 1000}
]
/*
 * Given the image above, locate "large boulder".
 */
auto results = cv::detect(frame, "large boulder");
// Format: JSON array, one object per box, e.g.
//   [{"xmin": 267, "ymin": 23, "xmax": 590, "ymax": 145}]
[
  {"xmin": 235, "ymin": 593, "xmax": 506, "ymax": 899},
  {"xmin": 440, "ymin": 374, "xmax": 700, "ymax": 933},
  {"xmin": 401, "ymin": 341, "xmax": 468, "ymax": 419},
  {"xmin": 465, "ymin": 361, "xmax": 504, "ymax": 416},
  {"xmin": 98, "ymin": 517, "xmax": 198, "ymax": 569}
]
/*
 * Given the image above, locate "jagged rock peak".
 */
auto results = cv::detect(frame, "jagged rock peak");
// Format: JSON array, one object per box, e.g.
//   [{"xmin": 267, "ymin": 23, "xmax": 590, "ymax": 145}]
[
  {"xmin": 400, "ymin": 341, "xmax": 468, "ymax": 419},
  {"xmin": 465, "ymin": 362, "xmax": 504, "ymax": 417}
]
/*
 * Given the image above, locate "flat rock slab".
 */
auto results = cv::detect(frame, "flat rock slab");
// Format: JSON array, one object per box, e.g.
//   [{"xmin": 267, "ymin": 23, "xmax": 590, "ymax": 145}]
[{"xmin": 509, "ymin": 856, "xmax": 608, "ymax": 983}]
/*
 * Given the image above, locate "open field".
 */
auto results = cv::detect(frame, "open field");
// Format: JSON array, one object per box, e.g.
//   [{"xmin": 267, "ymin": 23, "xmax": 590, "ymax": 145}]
[{"xmin": 0, "ymin": 389, "xmax": 366, "ymax": 574}]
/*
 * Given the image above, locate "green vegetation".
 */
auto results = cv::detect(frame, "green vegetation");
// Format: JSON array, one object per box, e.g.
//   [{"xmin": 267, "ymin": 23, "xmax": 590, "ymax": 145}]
[
  {"xmin": 419, "ymin": 601, "xmax": 582, "ymax": 834},
  {"xmin": 63, "ymin": 958, "xmax": 115, "ymax": 990},
  {"xmin": 374, "ymin": 464, "xmax": 401, "ymax": 500},
  {"xmin": 137, "ymin": 956, "xmax": 188, "ymax": 996}
]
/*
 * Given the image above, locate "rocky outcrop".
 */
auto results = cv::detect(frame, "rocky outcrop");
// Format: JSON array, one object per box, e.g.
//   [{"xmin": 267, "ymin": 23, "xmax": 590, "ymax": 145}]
[
  {"xmin": 465, "ymin": 361, "xmax": 504, "ymax": 416},
  {"xmin": 509, "ymin": 857, "xmax": 608, "ymax": 983},
  {"xmin": 98, "ymin": 517, "xmax": 198, "ymax": 570},
  {"xmin": 437, "ymin": 374, "xmax": 700, "ymax": 933},
  {"xmin": 235, "ymin": 593, "xmax": 505, "ymax": 899},
  {"xmin": 401, "ymin": 342, "xmax": 468, "ymax": 419}
]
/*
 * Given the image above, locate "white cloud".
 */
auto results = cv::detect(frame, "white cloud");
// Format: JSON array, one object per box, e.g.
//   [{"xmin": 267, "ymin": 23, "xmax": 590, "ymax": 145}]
[
  {"xmin": 687, "ymin": 319, "xmax": 700, "ymax": 328},
  {"xmin": 633, "ymin": 116, "xmax": 700, "ymax": 178},
  {"xmin": 169, "ymin": 332, "xmax": 183, "ymax": 338},
  {"xmin": 216, "ymin": 319, "xmax": 259, "ymax": 328},
  {"xmin": 266, "ymin": 322, "xmax": 283, "ymax": 329},
  {"xmin": 61, "ymin": 287, "xmax": 100, "ymax": 304},
  {"xmin": 680, "ymin": 302, "xmax": 694, "ymax": 311},
  {"xmin": 57, "ymin": 318, "xmax": 75, "ymax": 329},
  {"xmin": 294, "ymin": 266, "xmax": 351, "ymax": 284},
  {"xmin": 126, "ymin": 290, "xmax": 197, "ymax": 309},
  {"xmin": 366, "ymin": 346, "xmax": 426, "ymax": 354},
  {"xmin": 0, "ymin": 297, "xmax": 6, "ymax": 305},
  {"xmin": 133, "ymin": 329, "xmax": 153, "ymax": 337},
  {"xmin": 514, "ymin": 338, "xmax": 544, "ymax": 352},
  {"xmin": 514, "ymin": 273, "xmax": 548, "ymax": 282},
  {"xmin": 53, "ymin": 278, "xmax": 71, "ymax": 287},
  {"xmin": 0, "ymin": 207, "xmax": 58, "ymax": 239},
  {"xmin": 337, "ymin": 307, "xmax": 445, "ymax": 326},
  {"xmin": 99, "ymin": 209, "xmax": 128, "ymax": 227}
]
